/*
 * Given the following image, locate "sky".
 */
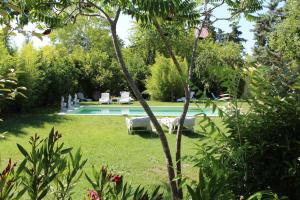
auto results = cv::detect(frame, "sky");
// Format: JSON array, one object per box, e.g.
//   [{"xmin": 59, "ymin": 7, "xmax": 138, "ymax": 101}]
[{"xmin": 12, "ymin": 4, "xmax": 258, "ymax": 54}]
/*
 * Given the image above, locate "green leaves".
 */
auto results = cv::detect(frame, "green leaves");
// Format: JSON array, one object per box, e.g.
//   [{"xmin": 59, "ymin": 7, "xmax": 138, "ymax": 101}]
[
  {"xmin": 14, "ymin": 128, "xmax": 87, "ymax": 200},
  {"xmin": 186, "ymin": 168, "xmax": 234, "ymax": 199},
  {"xmin": 17, "ymin": 144, "xmax": 30, "ymax": 158},
  {"xmin": 85, "ymin": 165, "xmax": 163, "ymax": 199},
  {"xmin": 247, "ymin": 191, "xmax": 288, "ymax": 200},
  {"xmin": 146, "ymin": 54, "xmax": 188, "ymax": 101},
  {"xmin": 127, "ymin": 0, "xmax": 200, "ymax": 27},
  {"xmin": 0, "ymin": 69, "xmax": 26, "ymax": 103}
]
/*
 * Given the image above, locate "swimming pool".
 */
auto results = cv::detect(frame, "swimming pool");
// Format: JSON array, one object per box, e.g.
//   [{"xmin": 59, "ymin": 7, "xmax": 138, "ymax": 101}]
[{"xmin": 62, "ymin": 106, "xmax": 217, "ymax": 117}]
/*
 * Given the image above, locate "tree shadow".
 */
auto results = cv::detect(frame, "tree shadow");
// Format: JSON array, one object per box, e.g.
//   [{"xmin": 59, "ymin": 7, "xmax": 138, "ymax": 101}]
[{"xmin": 0, "ymin": 109, "xmax": 70, "ymax": 137}]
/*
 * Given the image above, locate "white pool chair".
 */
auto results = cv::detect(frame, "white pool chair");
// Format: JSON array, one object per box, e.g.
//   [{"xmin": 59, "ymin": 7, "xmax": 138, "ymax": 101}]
[
  {"xmin": 119, "ymin": 91, "xmax": 132, "ymax": 104},
  {"xmin": 176, "ymin": 92, "xmax": 196, "ymax": 102},
  {"xmin": 77, "ymin": 92, "xmax": 92, "ymax": 102},
  {"xmin": 99, "ymin": 93, "xmax": 111, "ymax": 104},
  {"xmin": 159, "ymin": 117, "xmax": 195, "ymax": 134},
  {"xmin": 125, "ymin": 116, "xmax": 153, "ymax": 134}
]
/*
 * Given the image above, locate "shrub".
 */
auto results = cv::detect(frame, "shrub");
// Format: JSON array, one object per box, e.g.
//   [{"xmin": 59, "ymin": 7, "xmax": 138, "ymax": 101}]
[
  {"xmin": 193, "ymin": 64, "xmax": 300, "ymax": 199},
  {"xmin": 0, "ymin": 159, "xmax": 26, "ymax": 199},
  {"xmin": 193, "ymin": 41, "xmax": 244, "ymax": 97},
  {"xmin": 146, "ymin": 54, "xmax": 187, "ymax": 101},
  {"xmin": 85, "ymin": 165, "xmax": 163, "ymax": 200},
  {"xmin": 15, "ymin": 128, "xmax": 86, "ymax": 200}
]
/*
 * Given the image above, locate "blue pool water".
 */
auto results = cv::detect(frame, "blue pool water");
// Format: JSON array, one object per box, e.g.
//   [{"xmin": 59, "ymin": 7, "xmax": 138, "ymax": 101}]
[{"xmin": 63, "ymin": 106, "xmax": 217, "ymax": 117}]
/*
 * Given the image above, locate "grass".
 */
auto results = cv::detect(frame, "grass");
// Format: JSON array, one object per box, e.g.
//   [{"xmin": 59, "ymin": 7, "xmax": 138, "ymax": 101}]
[{"xmin": 0, "ymin": 101, "xmax": 226, "ymax": 198}]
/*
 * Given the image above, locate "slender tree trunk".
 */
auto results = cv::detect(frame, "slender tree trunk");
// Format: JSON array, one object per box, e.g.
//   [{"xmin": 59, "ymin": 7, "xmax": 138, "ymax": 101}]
[
  {"xmin": 176, "ymin": 27, "xmax": 203, "ymax": 194},
  {"xmin": 110, "ymin": 23, "xmax": 179, "ymax": 200},
  {"xmin": 152, "ymin": 18, "xmax": 191, "ymax": 199}
]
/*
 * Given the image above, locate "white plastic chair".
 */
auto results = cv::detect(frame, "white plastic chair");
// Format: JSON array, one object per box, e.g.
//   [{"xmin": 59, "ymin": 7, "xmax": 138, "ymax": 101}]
[{"xmin": 99, "ymin": 93, "xmax": 111, "ymax": 104}]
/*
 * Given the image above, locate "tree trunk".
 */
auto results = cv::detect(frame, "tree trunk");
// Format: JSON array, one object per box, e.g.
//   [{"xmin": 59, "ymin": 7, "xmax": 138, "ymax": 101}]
[
  {"xmin": 110, "ymin": 23, "xmax": 179, "ymax": 200},
  {"xmin": 175, "ymin": 28, "xmax": 202, "ymax": 198},
  {"xmin": 152, "ymin": 18, "xmax": 191, "ymax": 199}
]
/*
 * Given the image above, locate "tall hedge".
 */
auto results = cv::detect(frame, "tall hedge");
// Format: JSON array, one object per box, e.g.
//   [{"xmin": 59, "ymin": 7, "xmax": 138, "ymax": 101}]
[{"xmin": 146, "ymin": 55, "xmax": 187, "ymax": 101}]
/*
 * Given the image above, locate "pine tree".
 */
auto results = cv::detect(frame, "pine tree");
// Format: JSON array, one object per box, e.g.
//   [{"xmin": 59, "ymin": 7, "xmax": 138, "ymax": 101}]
[
  {"xmin": 227, "ymin": 22, "xmax": 247, "ymax": 44},
  {"xmin": 252, "ymin": 0, "xmax": 285, "ymax": 65},
  {"xmin": 215, "ymin": 28, "xmax": 225, "ymax": 43}
]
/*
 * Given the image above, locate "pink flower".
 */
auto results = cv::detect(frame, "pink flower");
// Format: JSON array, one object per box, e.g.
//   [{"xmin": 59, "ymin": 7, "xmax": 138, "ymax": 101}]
[
  {"xmin": 111, "ymin": 174, "xmax": 122, "ymax": 185},
  {"xmin": 87, "ymin": 190, "xmax": 100, "ymax": 200}
]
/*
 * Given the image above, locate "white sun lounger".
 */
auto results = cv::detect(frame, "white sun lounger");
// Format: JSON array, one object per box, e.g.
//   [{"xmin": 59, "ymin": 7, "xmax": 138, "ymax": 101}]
[
  {"xmin": 99, "ymin": 93, "xmax": 111, "ymax": 104},
  {"xmin": 119, "ymin": 91, "xmax": 132, "ymax": 104},
  {"xmin": 159, "ymin": 117, "xmax": 195, "ymax": 134},
  {"xmin": 176, "ymin": 92, "xmax": 196, "ymax": 102},
  {"xmin": 125, "ymin": 116, "xmax": 153, "ymax": 134}
]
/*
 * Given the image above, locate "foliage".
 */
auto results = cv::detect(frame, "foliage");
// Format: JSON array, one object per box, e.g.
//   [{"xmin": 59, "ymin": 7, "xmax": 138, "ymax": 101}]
[
  {"xmin": 0, "ymin": 19, "xmax": 129, "ymax": 111},
  {"xmin": 268, "ymin": 0, "xmax": 300, "ymax": 68},
  {"xmin": 129, "ymin": 23, "xmax": 195, "ymax": 63},
  {"xmin": 193, "ymin": 40, "xmax": 244, "ymax": 97},
  {"xmin": 16, "ymin": 128, "xmax": 86, "ymax": 200},
  {"xmin": 247, "ymin": 191, "xmax": 288, "ymax": 200},
  {"xmin": 0, "ymin": 68, "xmax": 26, "ymax": 106},
  {"xmin": 0, "ymin": 68, "xmax": 25, "ymax": 138},
  {"xmin": 85, "ymin": 165, "xmax": 163, "ymax": 200},
  {"xmin": 1, "ymin": 126, "xmax": 170, "ymax": 199},
  {"xmin": 193, "ymin": 63, "xmax": 300, "ymax": 199},
  {"xmin": 124, "ymin": 49, "xmax": 150, "ymax": 93},
  {"xmin": 146, "ymin": 55, "xmax": 187, "ymax": 101},
  {"xmin": 53, "ymin": 148, "xmax": 87, "ymax": 200},
  {"xmin": 252, "ymin": 0, "xmax": 285, "ymax": 65},
  {"xmin": 50, "ymin": 18, "xmax": 114, "ymax": 53},
  {"xmin": 225, "ymin": 22, "xmax": 247, "ymax": 45},
  {"xmin": 186, "ymin": 169, "xmax": 234, "ymax": 200},
  {"xmin": 0, "ymin": 159, "xmax": 26, "ymax": 200}
]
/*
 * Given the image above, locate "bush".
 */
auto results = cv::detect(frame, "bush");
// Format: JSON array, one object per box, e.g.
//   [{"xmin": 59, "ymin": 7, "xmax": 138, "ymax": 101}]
[
  {"xmin": 125, "ymin": 50, "xmax": 150, "ymax": 93},
  {"xmin": 146, "ymin": 54, "xmax": 187, "ymax": 101},
  {"xmin": 85, "ymin": 166, "xmax": 163, "ymax": 200},
  {"xmin": 193, "ymin": 64, "xmax": 300, "ymax": 199},
  {"xmin": 193, "ymin": 41, "xmax": 244, "ymax": 97}
]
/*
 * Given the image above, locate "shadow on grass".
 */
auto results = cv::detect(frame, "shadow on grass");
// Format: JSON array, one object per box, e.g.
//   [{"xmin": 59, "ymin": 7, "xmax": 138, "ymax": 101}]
[
  {"xmin": 0, "ymin": 108, "xmax": 70, "ymax": 137},
  {"xmin": 182, "ymin": 131, "xmax": 204, "ymax": 139},
  {"xmin": 129, "ymin": 131, "xmax": 159, "ymax": 139},
  {"xmin": 130, "ymin": 129, "xmax": 203, "ymax": 139}
]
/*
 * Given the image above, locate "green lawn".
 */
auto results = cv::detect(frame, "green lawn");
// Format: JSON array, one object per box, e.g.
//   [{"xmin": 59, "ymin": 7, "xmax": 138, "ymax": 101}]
[{"xmin": 0, "ymin": 101, "xmax": 228, "ymax": 198}]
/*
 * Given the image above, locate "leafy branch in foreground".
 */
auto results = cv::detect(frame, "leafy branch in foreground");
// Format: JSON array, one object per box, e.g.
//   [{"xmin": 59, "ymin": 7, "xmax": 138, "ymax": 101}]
[
  {"xmin": 16, "ymin": 128, "xmax": 86, "ymax": 200},
  {"xmin": 0, "ymin": 159, "xmax": 26, "ymax": 200},
  {"xmin": 0, "ymin": 68, "xmax": 26, "ymax": 139}
]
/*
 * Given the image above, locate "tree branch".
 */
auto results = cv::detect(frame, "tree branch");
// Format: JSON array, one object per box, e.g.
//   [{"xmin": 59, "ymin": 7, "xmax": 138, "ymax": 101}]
[
  {"xmin": 200, "ymin": 0, "xmax": 225, "ymax": 15},
  {"xmin": 86, "ymin": 0, "xmax": 113, "ymax": 24},
  {"xmin": 113, "ymin": 7, "xmax": 121, "ymax": 24}
]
